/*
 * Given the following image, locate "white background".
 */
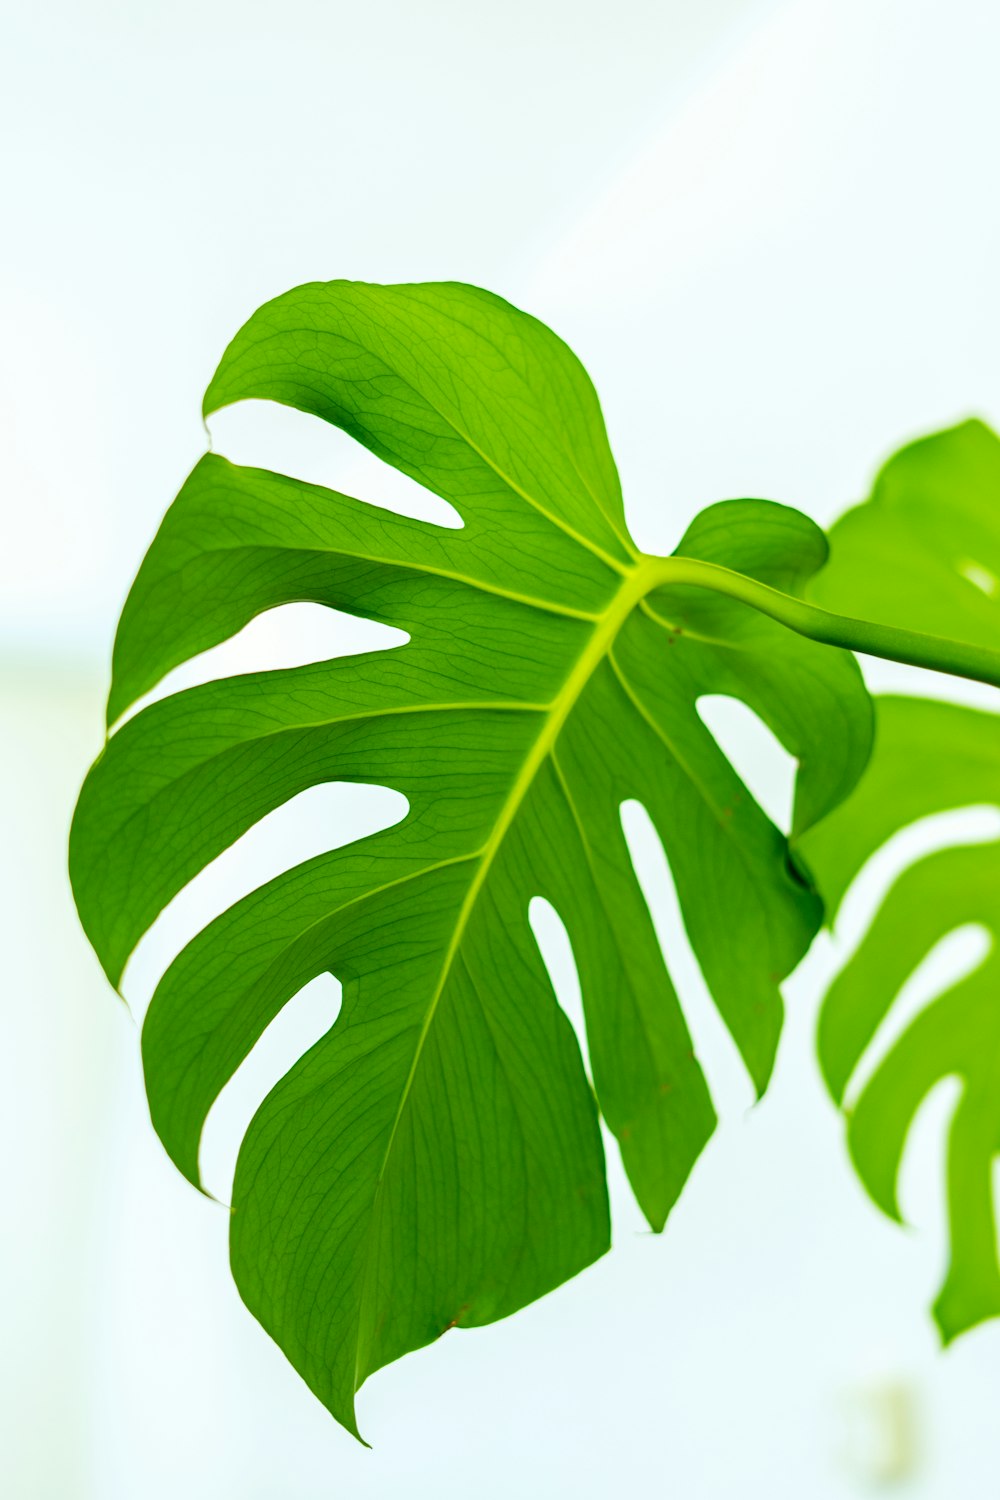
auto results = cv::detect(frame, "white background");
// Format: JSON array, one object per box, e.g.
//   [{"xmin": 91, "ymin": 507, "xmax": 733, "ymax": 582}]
[{"xmin": 3, "ymin": 0, "xmax": 1000, "ymax": 1494}]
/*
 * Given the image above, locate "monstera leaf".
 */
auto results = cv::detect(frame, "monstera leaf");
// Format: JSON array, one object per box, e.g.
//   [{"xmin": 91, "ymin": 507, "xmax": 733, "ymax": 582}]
[
  {"xmin": 802, "ymin": 420, "xmax": 1000, "ymax": 1339},
  {"xmin": 70, "ymin": 280, "xmax": 885, "ymax": 1436}
]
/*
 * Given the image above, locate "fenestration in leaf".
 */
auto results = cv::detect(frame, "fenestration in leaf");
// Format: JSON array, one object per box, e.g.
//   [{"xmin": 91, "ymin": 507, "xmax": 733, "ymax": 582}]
[
  {"xmin": 69, "ymin": 280, "xmax": 872, "ymax": 1436},
  {"xmin": 804, "ymin": 698, "xmax": 1000, "ymax": 1337},
  {"xmin": 801, "ymin": 420, "xmax": 1000, "ymax": 1341}
]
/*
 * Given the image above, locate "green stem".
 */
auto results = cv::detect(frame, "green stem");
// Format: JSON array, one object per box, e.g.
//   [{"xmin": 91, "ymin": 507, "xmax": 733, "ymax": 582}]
[{"xmin": 652, "ymin": 557, "xmax": 1000, "ymax": 691}]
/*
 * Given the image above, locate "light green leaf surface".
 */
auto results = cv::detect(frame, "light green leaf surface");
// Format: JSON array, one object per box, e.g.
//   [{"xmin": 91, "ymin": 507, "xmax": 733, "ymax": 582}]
[
  {"xmin": 70, "ymin": 280, "xmax": 871, "ymax": 1434},
  {"xmin": 802, "ymin": 421, "xmax": 1000, "ymax": 1340},
  {"xmin": 808, "ymin": 418, "xmax": 1000, "ymax": 653}
]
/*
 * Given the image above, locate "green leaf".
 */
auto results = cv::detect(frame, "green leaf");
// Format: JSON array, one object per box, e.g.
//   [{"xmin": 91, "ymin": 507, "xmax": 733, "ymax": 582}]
[
  {"xmin": 801, "ymin": 420, "xmax": 1000, "ymax": 1340},
  {"xmin": 807, "ymin": 419, "xmax": 1000, "ymax": 653},
  {"xmin": 70, "ymin": 280, "xmax": 871, "ymax": 1435}
]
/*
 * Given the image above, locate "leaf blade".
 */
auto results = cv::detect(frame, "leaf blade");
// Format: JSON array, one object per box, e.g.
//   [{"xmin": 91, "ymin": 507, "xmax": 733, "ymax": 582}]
[
  {"xmin": 802, "ymin": 420, "xmax": 1000, "ymax": 1341},
  {"xmin": 71, "ymin": 279, "xmax": 873, "ymax": 1432}
]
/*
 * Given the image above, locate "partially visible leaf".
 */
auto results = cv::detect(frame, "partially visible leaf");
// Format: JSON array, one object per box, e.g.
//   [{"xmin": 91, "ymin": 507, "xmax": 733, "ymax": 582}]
[
  {"xmin": 71, "ymin": 280, "xmax": 872, "ymax": 1435},
  {"xmin": 807, "ymin": 418, "xmax": 1000, "ymax": 651},
  {"xmin": 801, "ymin": 420, "xmax": 1000, "ymax": 1340},
  {"xmin": 805, "ymin": 697, "xmax": 1000, "ymax": 1335}
]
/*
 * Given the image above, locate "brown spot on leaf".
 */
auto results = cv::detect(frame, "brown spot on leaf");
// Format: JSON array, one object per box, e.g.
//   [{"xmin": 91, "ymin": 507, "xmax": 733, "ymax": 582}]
[{"xmin": 443, "ymin": 1303, "xmax": 471, "ymax": 1333}]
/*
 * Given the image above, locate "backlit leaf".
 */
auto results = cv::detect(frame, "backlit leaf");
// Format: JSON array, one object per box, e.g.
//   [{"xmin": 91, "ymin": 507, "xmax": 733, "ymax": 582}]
[
  {"xmin": 71, "ymin": 280, "xmax": 872, "ymax": 1433},
  {"xmin": 802, "ymin": 420, "xmax": 1000, "ymax": 1339}
]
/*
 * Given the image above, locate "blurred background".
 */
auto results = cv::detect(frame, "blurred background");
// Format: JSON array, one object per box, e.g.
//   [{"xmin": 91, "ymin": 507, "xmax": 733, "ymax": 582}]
[{"xmin": 3, "ymin": 0, "xmax": 1000, "ymax": 1494}]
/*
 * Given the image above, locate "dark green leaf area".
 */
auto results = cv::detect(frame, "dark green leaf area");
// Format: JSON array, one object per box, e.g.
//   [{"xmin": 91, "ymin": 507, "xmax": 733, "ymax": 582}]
[{"xmin": 70, "ymin": 281, "xmax": 872, "ymax": 1435}]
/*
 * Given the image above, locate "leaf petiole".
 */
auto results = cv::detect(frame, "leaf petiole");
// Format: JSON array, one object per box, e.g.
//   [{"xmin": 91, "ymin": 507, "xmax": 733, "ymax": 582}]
[{"xmin": 652, "ymin": 556, "xmax": 1000, "ymax": 690}]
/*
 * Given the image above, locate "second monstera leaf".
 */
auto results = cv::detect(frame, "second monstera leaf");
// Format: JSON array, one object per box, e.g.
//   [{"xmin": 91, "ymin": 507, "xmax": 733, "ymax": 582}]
[
  {"xmin": 70, "ymin": 280, "xmax": 871, "ymax": 1434},
  {"xmin": 803, "ymin": 420, "xmax": 1000, "ymax": 1340}
]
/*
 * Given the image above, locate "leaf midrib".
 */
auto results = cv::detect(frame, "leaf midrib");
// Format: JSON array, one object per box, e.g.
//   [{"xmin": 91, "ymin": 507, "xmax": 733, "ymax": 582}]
[{"xmin": 353, "ymin": 558, "xmax": 658, "ymax": 1383}]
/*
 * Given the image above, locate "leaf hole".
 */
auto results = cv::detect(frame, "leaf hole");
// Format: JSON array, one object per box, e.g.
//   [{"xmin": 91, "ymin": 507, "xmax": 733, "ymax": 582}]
[
  {"xmin": 120, "ymin": 781, "xmax": 408, "ymax": 1022},
  {"xmin": 198, "ymin": 971, "xmax": 342, "ymax": 1204},
  {"xmin": 896, "ymin": 1076, "xmax": 962, "ymax": 1249},
  {"xmin": 207, "ymin": 398, "xmax": 463, "ymax": 529},
  {"xmin": 831, "ymin": 806, "xmax": 1000, "ymax": 960},
  {"xmin": 842, "ymin": 925, "xmax": 992, "ymax": 1115},
  {"xmin": 527, "ymin": 896, "xmax": 590, "ymax": 1083},
  {"xmin": 620, "ymin": 798, "xmax": 756, "ymax": 1118},
  {"xmin": 958, "ymin": 558, "xmax": 999, "ymax": 598},
  {"xmin": 696, "ymin": 694, "xmax": 796, "ymax": 835},
  {"xmin": 113, "ymin": 602, "xmax": 408, "ymax": 730}
]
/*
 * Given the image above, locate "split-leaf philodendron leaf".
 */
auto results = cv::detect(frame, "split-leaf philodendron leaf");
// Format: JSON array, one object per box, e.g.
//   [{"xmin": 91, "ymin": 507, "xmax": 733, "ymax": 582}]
[
  {"xmin": 71, "ymin": 280, "xmax": 891, "ymax": 1436},
  {"xmin": 801, "ymin": 420, "xmax": 1000, "ymax": 1340}
]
